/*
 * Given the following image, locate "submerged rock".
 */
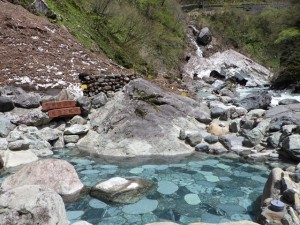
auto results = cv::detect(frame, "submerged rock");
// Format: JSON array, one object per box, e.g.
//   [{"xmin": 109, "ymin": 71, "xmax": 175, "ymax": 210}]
[
  {"xmin": 0, "ymin": 185, "xmax": 68, "ymax": 225},
  {"xmin": 90, "ymin": 177, "xmax": 156, "ymax": 204},
  {"xmin": 1, "ymin": 159, "xmax": 84, "ymax": 201}
]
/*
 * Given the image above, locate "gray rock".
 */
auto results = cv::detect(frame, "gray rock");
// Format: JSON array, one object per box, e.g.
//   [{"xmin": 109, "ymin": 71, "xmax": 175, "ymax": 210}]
[
  {"xmin": 0, "ymin": 185, "xmax": 68, "ymax": 225},
  {"xmin": 91, "ymin": 92, "xmax": 108, "ymax": 108},
  {"xmin": 79, "ymin": 79, "xmax": 208, "ymax": 157},
  {"xmin": 237, "ymin": 92, "xmax": 271, "ymax": 111},
  {"xmin": 64, "ymin": 124, "xmax": 89, "ymax": 135},
  {"xmin": 204, "ymin": 135, "xmax": 218, "ymax": 144},
  {"xmin": 185, "ymin": 132, "xmax": 203, "ymax": 147},
  {"xmin": 261, "ymin": 168, "xmax": 283, "ymax": 204},
  {"xmin": 8, "ymin": 140, "xmax": 30, "ymax": 151},
  {"xmin": 13, "ymin": 93, "xmax": 41, "ymax": 108},
  {"xmin": 6, "ymin": 130, "xmax": 22, "ymax": 142},
  {"xmin": 195, "ymin": 143, "xmax": 209, "ymax": 152},
  {"xmin": 0, "ymin": 116, "xmax": 15, "ymax": 137},
  {"xmin": 90, "ymin": 177, "xmax": 156, "ymax": 204},
  {"xmin": 247, "ymin": 109, "xmax": 266, "ymax": 118},
  {"xmin": 267, "ymin": 132, "xmax": 282, "ymax": 148},
  {"xmin": 211, "ymin": 106, "xmax": 226, "ymax": 119},
  {"xmin": 64, "ymin": 135, "xmax": 80, "ymax": 143},
  {"xmin": 196, "ymin": 27, "xmax": 212, "ymax": 46},
  {"xmin": 209, "ymin": 143, "xmax": 228, "ymax": 154},
  {"xmin": 219, "ymin": 134, "xmax": 244, "ymax": 151},
  {"xmin": 3, "ymin": 150, "xmax": 38, "ymax": 168},
  {"xmin": 68, "ymin": 115, "xmax": 87, "ymax": 125},
  {"xmin": 279, "ymin": 98, "xmax": 300, "ymax": 105},
  {"xmin": 0, "ymin": 96, "xmax": 14, "ymax": 112},
  {"xmin": 282, "ymin": 135, "xmax": 300, "ymax": 161},
  {"xmin": 212, "ymin": 80, "xmax": 226, "ymax": 91},
  {"xmin": 0, "ymin": 138, "xmax": 8, "ymax": 150},
  {"xmin": 10, "ymin": 109, "xmax": 51, "ymax": 126},
  {"xmin": 40, "ymin": 127, "xmax": 62, "ymax": 142},
  {"xmin": 179, "ymin": 129, "xmax": 186, "ymax": 140},
  {"xmin": 265, "ymin": 104, "xmax": 300, "ymax": 129},
  {"xmin": 242, "ymin": 119, "xmax": 271, "ymax": 147},
  {"xmin": 229, "ymin": 119, "xmax": 240, "ymax": 133},
  {"xmin": 282, "ymin": 124, "xmax": 298, "ymax": 136},
  {"xmin": 77, "ymin": 96, "xmax": 91, "ymax": 117},
  {"xmin": 2, "ymin": 159, "xmax": 84, "ymax": 201}
]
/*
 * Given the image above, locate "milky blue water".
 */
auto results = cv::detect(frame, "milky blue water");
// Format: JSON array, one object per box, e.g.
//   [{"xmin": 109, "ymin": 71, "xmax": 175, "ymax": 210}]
[{"xmin": 50, "ymin": 149, "xmax": 271, "ymax": 225}]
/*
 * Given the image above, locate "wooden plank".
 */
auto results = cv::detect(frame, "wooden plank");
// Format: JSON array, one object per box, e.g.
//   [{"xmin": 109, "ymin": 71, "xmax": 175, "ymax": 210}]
[
  {"xmin": 48, "ymin": 107, "xmax": 81, "ymax": 118},
  {"xmin": 42, "ymin": 100, "xmax": 76, "ymax": 111}
]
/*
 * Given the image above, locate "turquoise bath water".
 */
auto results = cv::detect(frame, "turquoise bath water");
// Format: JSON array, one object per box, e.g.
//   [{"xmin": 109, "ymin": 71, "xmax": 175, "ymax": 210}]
[{"xmin": 49, "ymin": 149, "xmax": 272, "ymax": 225}]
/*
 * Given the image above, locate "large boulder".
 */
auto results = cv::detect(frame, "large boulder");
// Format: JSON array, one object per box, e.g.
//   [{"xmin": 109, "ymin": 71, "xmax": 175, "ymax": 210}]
[
  {"xmin": 236, "ymin": 92, "xmax": 272, "ymax": 111},
  {"xmin": 1, "ymin": 159, "xmax": 84, "ymax": 201},
  {"xmin": 78, "ymin": 79, "xmax": 210, "ymax": 157},
  {"xmin": 265, "ymin": 104, "xmax": 300, "ymax": 130},
  {"xmin": 9, "ymin": 108, "xmax": 51, "ymax": 126},
  {"xmin": 90, "ymin": 177, "xmax": 156, "ymax": 204},
  {"xmin": 0, "ymin": 185, "xmax": 68, "ymax": 225},
  {"xmin": 0, "ymin": 96, "xmax": 14, "ymax": 112}
]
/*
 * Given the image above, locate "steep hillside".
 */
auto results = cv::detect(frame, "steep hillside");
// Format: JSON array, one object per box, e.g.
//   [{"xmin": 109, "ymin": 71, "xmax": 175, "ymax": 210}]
[{"xmin": 0, "ymin": 0, "xmax": 126, "ymax": 91}]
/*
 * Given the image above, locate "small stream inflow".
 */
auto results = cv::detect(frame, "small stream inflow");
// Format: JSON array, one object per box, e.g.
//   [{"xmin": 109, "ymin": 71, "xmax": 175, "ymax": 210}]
[{"xmin": 48, "ymin": 148, "xmax": 274, "ymax": 225}]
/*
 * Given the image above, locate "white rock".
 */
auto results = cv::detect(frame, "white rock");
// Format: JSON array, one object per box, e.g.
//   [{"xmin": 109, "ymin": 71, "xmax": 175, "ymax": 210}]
[{"xmin": 3, "ymin": 150, "xmax": 38, "ymax": 168}]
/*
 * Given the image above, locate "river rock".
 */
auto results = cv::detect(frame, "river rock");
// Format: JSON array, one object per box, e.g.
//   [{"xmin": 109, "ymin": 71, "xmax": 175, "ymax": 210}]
[
  {"xmin": 196, "ymin": 27, "xmax": 212, "ymax": 46},
  {"xmin": 8, "ymin": 140, "xmax": 30, "ymax": 151},
  {"xmin": 64, "ymin": 135, "xmax": 80, "ymax": 143},
  {"xmin": 219, "ymin": 134, "xmax": 244, "ymax": 151},
  {"xmin": 279, "ymin": 98, "xmax": 300, "ymax": 105},
  {"xmin": 90, "ymin": 177, "xmax": 156, "ymax": 204},
  {"xmin": 265, "ymin": 104, "xmax": 300, "ymax": 128},
  {"xmin": 10, "ymin": 108, "xmax": 51, "ymax": 126},
  {"xmin": 2, "ymin": 150, "xmax": 38, "ymax": 168},
  {"xmin": 229, "ymin": 119, "xmax": 240, "ymax": 133},
  {"xmin": 267, "ymin": 132, "xmax": 282, "ymax": 148},
  {"xmin": 64, "ymin": 124, "xmax": 89, "ymax": 135},
  {"xmin": 0, "ymin": 116, "xmax": 15, "ymax": 137},
  {"xmin": 68, "ymin": 115, "xmax": 87, "ymax": 125},
  {"xmin": 40, "ymin": 127, "xmax": 62, "ymax": 142},
  {"xmin": 78, "ymin": 79, "xmax": 208, "ymax": 157},
  {"xmin": 0, "ymin": 185, "xmax": 68, "ymax": 225},
  {"xmin": 204, "ymin": 135, "xmax": 219, "ymax": 144},
  {"xmin": 0, "ymin": 96, "xmax": 14, "ymax": 112},
  {"xmin": 261, "ymin": 168, "xmax": 283, "ymax": 204},
  {"xmin": 13, "ymin": 92, "xmax": 41, "ymax": 108},
  {"xmin": 211, "ymin": 106, "xmax": 226, "ymax": 119},
  {"xmin": 0, "ymin": 138, "xmax": 8, "ymax": 150},
  {"xmin": 91, "ymin": 92, "xmax": 108, "ymax": 108},
  {"xmin": 242, "ymin": 119, "xmax": 271, "ymax": 147},
  {"xmin": 236, "ymin": 92, "xmax": 271, "ymax": 111},
  {"xmin": 1, "ymin": 158, "xmax": 84, "ymax": 201},
  {"xmin": 209, "ymin": 142, "xmax": 228, "ymax": 154},
  {"xmin": 281, "ymin": 135, "xmax": 300, "ymax": 161},
  {"xmin": 185, "ymin": 132, "xmax": 203, "ymax": 147},
  {"xmin": 77, "ymin": 96, "xmax": 91, "ymax": 117},
  {"xmin": 195, "ymin": 143, "xmax": 209, "ymax": 152}
]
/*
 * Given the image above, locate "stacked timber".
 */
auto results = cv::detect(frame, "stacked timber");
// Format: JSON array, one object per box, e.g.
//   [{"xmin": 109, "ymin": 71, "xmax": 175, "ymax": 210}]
[{"xmin": 78, "ymin": 73, "xmax": 137, "ymax": 97}]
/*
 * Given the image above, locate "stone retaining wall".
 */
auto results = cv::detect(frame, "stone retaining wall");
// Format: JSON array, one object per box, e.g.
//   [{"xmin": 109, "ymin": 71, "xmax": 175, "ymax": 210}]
[{"xmin": 78, "ymin": 73, "xmax": 137, "ymax": 97}]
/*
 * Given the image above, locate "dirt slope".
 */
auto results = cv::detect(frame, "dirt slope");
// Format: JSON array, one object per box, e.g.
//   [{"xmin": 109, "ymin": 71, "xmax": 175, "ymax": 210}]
[{"xmin": 0, "ymin": 0, "xmax": 126, "ymax": 91}]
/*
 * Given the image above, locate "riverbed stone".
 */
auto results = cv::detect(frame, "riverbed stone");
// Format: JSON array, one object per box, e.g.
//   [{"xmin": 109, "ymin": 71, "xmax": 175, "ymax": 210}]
[
  {"xmin": 242, "ymin": 119, "xmax": 271, "ymax": 147},
  {"xmin": 195, "ymin": 143, "xmax": 209, "ymax": 152},
  {"xmin": 157, "ymin": 181, "xmax": 179, "ymax": 195},
  {"xmin": 0, "ymin": 116, "xmax": 15, "ymax": 137},
  {"xmin": 2, "ymin": 150, "xmax": 38, "ymax": 168},
  {"xmin": 281, "ymin": 134, "xmax": 300, "ymax": 161},
  {"xmin": 8, "ymin": 140, "xmax": 30, "ymax": 151},
  {"xmin": 90, "ymin": 177, "xmax": 156, "ymax": 204},
  {"xmin": 211, "ymin": 106, "xmax": 226, "ymax": 119},
  {"xmin": 0, "ymin": 96, "xmax": 14, "ymax": 112},
  {"xmin": 0, "ymin": 138, "xmax": 8, "ymax": 150},
  {"xmin": 0, "ymin": 185, "xmax": 68, "ymax": 225},
  {"xmin": 89, "ymin": 199, "xmax": 107, "ymax": 209},
  {"xmin": 13, "ymin": 92, "xmax": 41, "ymax": 108},
  {"xmin": 204, "ymin": 135, "xmax": 219, "ymax": 144},
  {"xmin": 184, "ymin": 193, "xmax": 201, "ymax": 205},
  {"xmin": 185, "ymin": 132, "xmax": 203, "ymax": 147},
  {"xmin": 279, "ymin": 98, "xmax": 300, "ymax": 105},
  {"xmin": 1, "ymin": 158, "xmax": 84, "ymax": 201},
  {"xmin": 122, "ymin": 199, "xmax": 158, "ymax": 214},
  {"xmin": 267, "ymin": 132, "xmax": 282, "ymax": 148},
  {"xmin": 219, "ymin": 134, "xmax": 244, "ymax": 151},
  {"xmin": 64, "ymin": 135, "xmax": 80, "ymax": 143},
  {"xmin": 236, "ymin": 92, "xmax": 271, "ymax": 111},
  {"xmin": 64, "ymin": 124, "xmax": 89, "ymax": 135},
  {"xmin": 229, "ymin": 119, "xmax": 240, "ymax": 133}
]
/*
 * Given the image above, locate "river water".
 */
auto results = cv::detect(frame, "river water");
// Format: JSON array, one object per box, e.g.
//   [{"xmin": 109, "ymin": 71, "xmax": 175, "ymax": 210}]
[{"xmin": 50, "ymin": 148, "xmax": 276, "ymax": 225}]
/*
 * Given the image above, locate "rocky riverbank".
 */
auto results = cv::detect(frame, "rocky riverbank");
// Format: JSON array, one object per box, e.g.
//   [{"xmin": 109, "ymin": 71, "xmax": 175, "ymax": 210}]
[{"xmin": 1, "ymin": 70, "xmax": 300, "ymax": 224}]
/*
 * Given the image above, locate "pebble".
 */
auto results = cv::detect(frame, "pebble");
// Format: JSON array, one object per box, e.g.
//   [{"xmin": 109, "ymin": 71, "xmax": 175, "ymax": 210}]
[
  {"xmin": 122, "ymin": 199, "xmax": 158, "ymax": 214},
  {"xmin": 184, "ymin": 193, "xmax": 201, "ymax": 205},
  {"xmin": 157, "ymin": 181, "xmax": 179, "ymax": 195}
]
